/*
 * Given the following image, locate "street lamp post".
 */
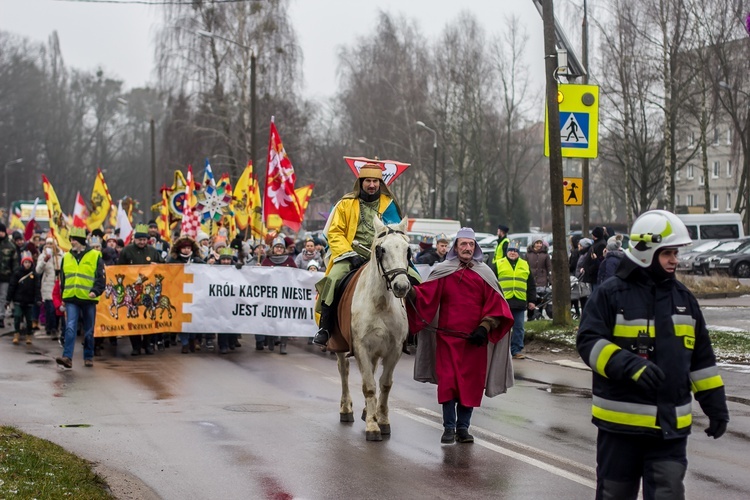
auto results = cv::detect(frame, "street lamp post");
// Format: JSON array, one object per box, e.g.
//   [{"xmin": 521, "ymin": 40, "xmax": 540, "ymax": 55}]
[
  {"xmin": 416, "ymin": 121, "xmax": 438, "ymax": 218},
  {"xmin": 197, "ymin": 29, "xmax": 257, "ymax": 170},
  {"xmin": 3, "ymin": 158, "xmax": 23, "ymax": 211},
  {"xmin": 719, "ymin": 82, "xmax": 750, "ymax": 234}
]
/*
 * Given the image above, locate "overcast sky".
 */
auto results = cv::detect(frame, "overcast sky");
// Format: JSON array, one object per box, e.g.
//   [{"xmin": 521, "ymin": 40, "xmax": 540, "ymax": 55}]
[{"xmin": 0, "ymin": 0, "xmax": 558, "ymax": 102}]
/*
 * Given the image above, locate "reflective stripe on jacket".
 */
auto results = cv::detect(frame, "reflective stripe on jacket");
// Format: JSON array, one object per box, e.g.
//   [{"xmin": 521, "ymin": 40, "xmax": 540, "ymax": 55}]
[
  {"xmin": 62, "ymin": 250, "xmax": 101, "ymax": 302},
  {"xmin": 577, "ymin": 260, "xmax": 728, "ymax": 438},
  {"xmin": 496, "ymin": 258, "xmax": 530, "ymax": 302}
]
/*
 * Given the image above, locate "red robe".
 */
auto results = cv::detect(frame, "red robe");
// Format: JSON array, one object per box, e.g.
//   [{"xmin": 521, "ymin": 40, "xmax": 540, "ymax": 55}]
[{"xmin": 408, "ymin": 267, "xmax": 512, "ymax": 407}]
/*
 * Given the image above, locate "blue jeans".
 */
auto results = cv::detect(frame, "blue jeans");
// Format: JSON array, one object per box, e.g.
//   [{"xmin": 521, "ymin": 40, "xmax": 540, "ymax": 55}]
[
  {"xmin": 63, "ymin": 302, "xmax": 96, "ymax": 360},
  {"xmin": 511, "ymin": 308, "xmax": 526, "ymax": 355},
  {"xmin": 179, "ymin": 332, "xmax": 195, "ymax": 346},
  {"xmin": 442, "ymin": 399, "xmax": 474, "ymax": 430}
]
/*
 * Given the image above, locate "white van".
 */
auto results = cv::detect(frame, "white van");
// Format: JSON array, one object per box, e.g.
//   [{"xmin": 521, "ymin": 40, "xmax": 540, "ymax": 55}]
[
  {"xmin": 675, "ymin": 213, "xmax": 744, "ymax": 242},
  {"xmin": 406, "ymin": 218, "xmax": 461, "ymax": 236}
]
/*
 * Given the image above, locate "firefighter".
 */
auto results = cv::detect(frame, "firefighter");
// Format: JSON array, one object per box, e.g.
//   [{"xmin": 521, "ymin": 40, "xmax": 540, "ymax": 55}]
[{"xmin": 577, "ymin": 210, "xmax": 728, "ymax": 500}]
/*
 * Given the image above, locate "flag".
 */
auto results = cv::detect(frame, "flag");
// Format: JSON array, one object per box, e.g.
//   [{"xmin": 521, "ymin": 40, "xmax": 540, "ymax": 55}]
[
  {"xmin": 23, "ymin": 197, "xmax": 40, "ymax": 241},
  {"xmin": 9, "ymin": 204, "xmax": 25, "ymax": 232},
  {"xmin": 248, "ymin": 175, "xmax": 266, "ymax": 240},
  {"xmin": 72, "ymin": 191, "xmax": 89, "ymax": 228},
  {"xmin": 41, "ymin": 175, "xmax": 71, "ymax": 251},
  {"xmin": 181, "ymin": 166, "xmax": 201, "ymax": 238},
  {"xmin": 263, "ymin": 118, "xmax": 302, "ymax": 230},
  {"xmin": 343, "ymin": 156, "xmax": 411, "ymax": 186},
  {"xmin": 87, "ymin": 168, "xmax": 113, "ymax": 231},
  {"xmin": 115, "ymin": 200, "xmax": 133, "ymax": 244},
  {"xmin": 202, "ymin": 159, "xmax": 216, "ymax": 188},
  {"xmin": 267, "ymin": 184, "xmax": 314, "ymax": 231},
  {"xmin": 233, "ymin": 162, "xmax": 253, "ymax": 230},
  {"xmin": 158, "ymin": 185, "xmax": 171, "ymax": 243}
]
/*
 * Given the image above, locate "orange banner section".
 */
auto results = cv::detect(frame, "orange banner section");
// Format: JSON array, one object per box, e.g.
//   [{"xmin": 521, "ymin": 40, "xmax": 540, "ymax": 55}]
[{"xmin": 96, "ymin": 264, "xmax": 192, "ymax": 337}]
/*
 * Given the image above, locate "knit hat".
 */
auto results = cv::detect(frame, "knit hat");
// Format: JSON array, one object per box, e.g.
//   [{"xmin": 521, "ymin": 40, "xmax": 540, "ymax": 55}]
[
  {"xmin": 606, "ymin": 235, "xmax": 623, "ymax": 252},
  {"xmin": 12, "ymin": 231, "xmax": 23, "ymax": 241},
  {"xmin": 196, "ymin": 232, "xmax": 210, "ymax": 244},
  {"xmin": 307, "ymin": 260, "xmax": 321, "ymax": 271},
  {"xmin": 358, "ymin": 163, "xmax": 383, "ymax": 180},
  {"xmin": 284, "ymin": 236, "xmax": 295, "ymax": 248},
  {"xmin": 272, "ymin": 236, "xmax": 285, "ymax": 248},
  {"xmin": 20, "ymin": 251, "xmax": 33, "ymax": 264},
  {"xmin": 591, "ymin": 226, "xmax": 605, "ymax": 240},
  {"xmin": 213, "ymin": 239, "xmax": 227, "ymax": 251},
  {"xmin": 579, "ymin": 238, "xmax": 594, "ymax": 249},
  {"xmin": 45, "ymin": 237, "xmax": 55, "ymax": 245}
]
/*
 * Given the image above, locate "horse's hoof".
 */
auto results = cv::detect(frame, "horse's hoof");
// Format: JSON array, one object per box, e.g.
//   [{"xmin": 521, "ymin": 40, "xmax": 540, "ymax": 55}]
[
  {"xmin": 379, "ymin": 424, "xmax": 391, "ymax": 435},
  {"xmin": 340, "ymin": 412, "xmax": 354, "ymax": 423},
  {"xmin": 365, "ymin": 431, "xmax": 382, "ymax": 442},
  {"xmin": 361, "ymin": 409, "xmax": 367, "ymax": 422}
]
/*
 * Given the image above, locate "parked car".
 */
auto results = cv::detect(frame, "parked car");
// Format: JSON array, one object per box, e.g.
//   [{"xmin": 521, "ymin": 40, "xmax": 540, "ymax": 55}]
[
  {"xmin": 507, "ymin": 233, "xmax": 553, "ymax": 259},
  {"xmin": 695, "ymin": 238, "xmax": 750, "ymax": 275},
  {"xmin": 708, "ymin": 243, "xmax": 750, "ymax": 277},
  {"xmin": 676, "ymin": 240, "xmax": 724, "ymax": 274}
]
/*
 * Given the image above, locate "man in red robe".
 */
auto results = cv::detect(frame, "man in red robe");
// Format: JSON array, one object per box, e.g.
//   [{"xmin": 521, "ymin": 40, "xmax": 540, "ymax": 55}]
[{"xmin": 407, "ymin": 227, "xmax": 514, "ymax": 444}]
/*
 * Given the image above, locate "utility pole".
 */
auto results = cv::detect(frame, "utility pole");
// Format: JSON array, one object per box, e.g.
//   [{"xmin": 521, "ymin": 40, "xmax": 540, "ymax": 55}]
[
  {"xmin": 543, "ymin": 0, "xmax": 571, "ymax": 325},
  {"xmin": 581, "ymin": 0, "xmax": 590, "ymax": 236},
  {"xmin": 150, "ymin": 119, "xmax": 156, "ymax": 207}
]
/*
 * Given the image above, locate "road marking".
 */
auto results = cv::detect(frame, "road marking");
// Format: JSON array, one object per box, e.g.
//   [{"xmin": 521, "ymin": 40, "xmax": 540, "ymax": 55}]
[{"xmin": 394, "ymin": 407, "xmax": 596, "ymax": 490}]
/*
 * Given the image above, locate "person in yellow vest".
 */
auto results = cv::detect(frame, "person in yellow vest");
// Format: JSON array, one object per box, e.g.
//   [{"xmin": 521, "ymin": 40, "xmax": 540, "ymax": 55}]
[
  {"xmin": 55, "ymin": 227, "xmax": 105, "ymax": 369},
  {"xmin": 496, "ymin": 240, "xmax": 535, "ymax": 359},
  {"xmin": 493, "ymin": 224, "xmax": 510, "ymax": 265}
]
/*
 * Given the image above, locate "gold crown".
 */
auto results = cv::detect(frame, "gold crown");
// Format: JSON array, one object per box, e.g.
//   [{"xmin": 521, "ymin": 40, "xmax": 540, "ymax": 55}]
[
  {"xmin": 218, "ymin": 247, "xmax": 234, "ymax": 257},
  {"xmin": 69, "ymin": 227, "xmax": 87, "ymax": 239}
]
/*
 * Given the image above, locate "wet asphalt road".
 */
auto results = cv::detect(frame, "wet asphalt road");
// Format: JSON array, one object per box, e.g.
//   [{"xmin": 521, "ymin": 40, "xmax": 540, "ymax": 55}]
[{"xmin": 1, "ymin": 330, "xmax": 749, "ymax": 499}]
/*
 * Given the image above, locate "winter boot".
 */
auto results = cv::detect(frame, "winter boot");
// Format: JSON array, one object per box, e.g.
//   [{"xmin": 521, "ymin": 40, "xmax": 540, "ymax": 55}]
[
  {"xmin": 279, "ymin": 340, "xmax": 287, "ymax": 355},
  {"xmin": 25, "ymin": 335, "xmax": 32, "ymax": 345},
  {"xmin": 12, "ymin": 333, "xmax": 19, "ymax": 345},
  {"xmin": 313, "ymin": 304, "xmax": 334, "ymax": 346}
]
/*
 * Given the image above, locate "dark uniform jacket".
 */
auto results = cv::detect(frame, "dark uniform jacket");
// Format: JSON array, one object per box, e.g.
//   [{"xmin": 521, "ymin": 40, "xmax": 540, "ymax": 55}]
[
  {"xmin": 577, "ymin": 259, "xmax": 728, "ymax": 439},
  {"xmin": 0, "ymin": 236, "xmax": 18, "ymax": 283},
  {"xmin": 416, "ymin": 248, "xmax": 442, "ymax": 266},
  {"xmin": 118, "ymin": 244, "xmax": 163, "ymax": 265}
]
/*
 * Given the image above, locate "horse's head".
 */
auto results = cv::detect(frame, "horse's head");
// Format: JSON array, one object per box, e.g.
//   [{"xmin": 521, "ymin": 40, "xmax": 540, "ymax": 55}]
[{"xmin": 371, "ymin": 217, "xmax": 411, "ymax": 298}]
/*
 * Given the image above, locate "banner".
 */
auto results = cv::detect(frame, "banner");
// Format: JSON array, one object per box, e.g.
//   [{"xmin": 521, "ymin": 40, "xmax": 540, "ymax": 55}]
[{"xmin": 96, "ymin": 264, "xmax": 320, "ymax": 337}]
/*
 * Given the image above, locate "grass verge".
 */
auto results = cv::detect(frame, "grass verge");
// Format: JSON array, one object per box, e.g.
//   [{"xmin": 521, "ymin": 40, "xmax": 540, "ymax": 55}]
[
  {"xmin": 679, "ymin": 274, "xmax": 750, "ymax": 296},
  {"xmin": 525, "ymin": 320, "xmax": 750, "ymax": 364},
  {"xmin": 0, "ymin": 426, "xmax": 114, "ymax": 499}
]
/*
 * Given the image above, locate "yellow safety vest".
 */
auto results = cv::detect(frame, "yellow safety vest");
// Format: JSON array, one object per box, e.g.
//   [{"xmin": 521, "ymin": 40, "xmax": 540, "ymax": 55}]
[
  {"xmin": 497, "ymin": 258, "xmax": 530, "ymax": 301},
  {"xmin": 62, "ymin": 250, "xmax": 101, "ymax": 302}
]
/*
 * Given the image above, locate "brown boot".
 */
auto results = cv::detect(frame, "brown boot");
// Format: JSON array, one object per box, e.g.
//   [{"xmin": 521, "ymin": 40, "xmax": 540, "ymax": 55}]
[
  {"xmin": 25, "ymin": 335, "xmax": 32, "ymax": 345},
  {"xmin": 12, "ymin": 333, "xmax": 19, "ymax": 345}
]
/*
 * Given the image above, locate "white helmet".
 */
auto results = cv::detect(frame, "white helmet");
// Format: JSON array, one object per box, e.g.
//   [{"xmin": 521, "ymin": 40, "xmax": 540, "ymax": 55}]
[{"xmin": 626, "ymin": 210, "xmax": 692, "ymax": 267}]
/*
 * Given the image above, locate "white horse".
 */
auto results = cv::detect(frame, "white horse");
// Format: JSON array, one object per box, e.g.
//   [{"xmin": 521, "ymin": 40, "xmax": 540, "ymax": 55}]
[{"xmin": 337, "ymin": 216, "xmax": 412, "ymax": 441}]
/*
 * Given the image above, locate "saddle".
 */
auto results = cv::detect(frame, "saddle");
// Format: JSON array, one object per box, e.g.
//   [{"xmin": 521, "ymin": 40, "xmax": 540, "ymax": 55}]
[{"xmin": 326, "ymin": 264, "xmax": 367, "ymax": 354}]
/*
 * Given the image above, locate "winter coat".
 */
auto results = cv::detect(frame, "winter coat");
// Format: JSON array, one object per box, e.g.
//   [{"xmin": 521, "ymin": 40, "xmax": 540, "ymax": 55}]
[
  {"xmin": 118, "ymin": 243, "xmax": 163, "ymax": 265},
  {"xmin": 416, "ymin": 247, "xmax": 443, "ymax": 266},
  {"xmin": 101, "ymin": 247, "xmax": 119, "ymax": 266},
  {"xmin": 35, "ymin": 248, "xmax": 65, "ymax": 301},
  {"xmin": 295, "ymin": 249, "xmax": 325, "ymax": 271},
  {"xmin": 7, "ymin": 266, "xmax": 41, "ymax": 306},
  {"xmin": 526, "ymin": 245, "xmax": 552, "ymax": 288},
  {"xmin": 0, "ymin": 236, "xmax": 18, "ymax": 283},
  {"xmin": 568, "ymin": 248, "xmax": 581, "ymax": 275},
  {"xmin": 582, "ymin": 238, "xmax": 606, "ymax": 284},
  {"xmin": 597, "ymin": 249, "xmax": 625, "ymax": 285}
]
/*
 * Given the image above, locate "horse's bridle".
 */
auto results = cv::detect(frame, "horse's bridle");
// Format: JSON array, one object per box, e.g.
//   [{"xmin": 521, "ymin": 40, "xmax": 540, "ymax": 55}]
[{"xmin": 373, "ymin": 226, "xmax": 410, "ymax": 292}]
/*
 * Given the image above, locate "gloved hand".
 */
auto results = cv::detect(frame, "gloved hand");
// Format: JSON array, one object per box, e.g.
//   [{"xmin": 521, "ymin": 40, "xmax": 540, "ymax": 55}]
[
  {"xmin": 705, "ymin": 419, "xmax": 728, "ymax": 439},
  {"xmin": 349, "ymin": 255, "xmax": 366, "ymax": 268},
  {"xmin": 467, "ymin": 326, "xmax": 488, "ymax": 347},
  {"xmin": 632, "ymin": 361, "xmax": 665, "ymax": 392}
]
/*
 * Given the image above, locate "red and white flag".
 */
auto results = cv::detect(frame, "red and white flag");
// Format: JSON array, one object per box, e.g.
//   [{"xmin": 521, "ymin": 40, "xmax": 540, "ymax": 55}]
[
  {"xmin": 72, "ymin": 191, "xmax": 89, "ymax": 228},
  {"xmin": 23, "ymin": 197, "xmax": 40, "ymax": 241},
  {"xmin": 181, "ymin": 165, "xmax": 201, "ymax": 238},
  {"xmin": 263, "ymin": 117, "xmax": 302, "ymax": 230},
  {"xmin": 115, "ymin": 200, "xmax": 133, "ymax": 244}
]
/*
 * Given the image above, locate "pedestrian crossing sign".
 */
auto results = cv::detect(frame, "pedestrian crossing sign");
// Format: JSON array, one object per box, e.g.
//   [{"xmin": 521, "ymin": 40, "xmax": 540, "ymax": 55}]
[{"xmin": 545, "ymin": 84, "xmax": 599, "ymax": 159}]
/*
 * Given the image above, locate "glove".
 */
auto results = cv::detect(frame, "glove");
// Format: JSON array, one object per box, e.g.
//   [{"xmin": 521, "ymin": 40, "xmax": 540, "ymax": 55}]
[
  {"xmin": 349, "ymin": 255, "xmax": 366, "ymax": 268},
  {"xmin": 632, "ymin": 362, "xmax": 665, "ymax": 393},
  {"xmin": 705, "ymin": 419, "xmax": 728, "ymax": 439},
  {"xmin": 467, "ymin": 326, "xmax": 489, "ymax": 347}
]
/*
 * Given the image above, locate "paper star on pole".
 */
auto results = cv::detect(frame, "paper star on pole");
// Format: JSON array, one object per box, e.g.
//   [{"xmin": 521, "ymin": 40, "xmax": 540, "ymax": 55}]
[{"xmin": 198, "ymin": 185, "xmax": 231, "ymax": 222}]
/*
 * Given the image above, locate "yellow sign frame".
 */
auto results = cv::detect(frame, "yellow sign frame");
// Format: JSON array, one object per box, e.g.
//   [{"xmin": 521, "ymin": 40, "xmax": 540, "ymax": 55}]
[{"xmin": 545, "ymin": 84, "xmax": 599, "ymax": 159}]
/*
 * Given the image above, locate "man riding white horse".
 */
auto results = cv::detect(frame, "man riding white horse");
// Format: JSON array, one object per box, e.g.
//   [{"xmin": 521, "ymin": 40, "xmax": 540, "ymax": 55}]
[{"xmin": 313, "ymin": 163, "xmax": 406, "ymax": 347}]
